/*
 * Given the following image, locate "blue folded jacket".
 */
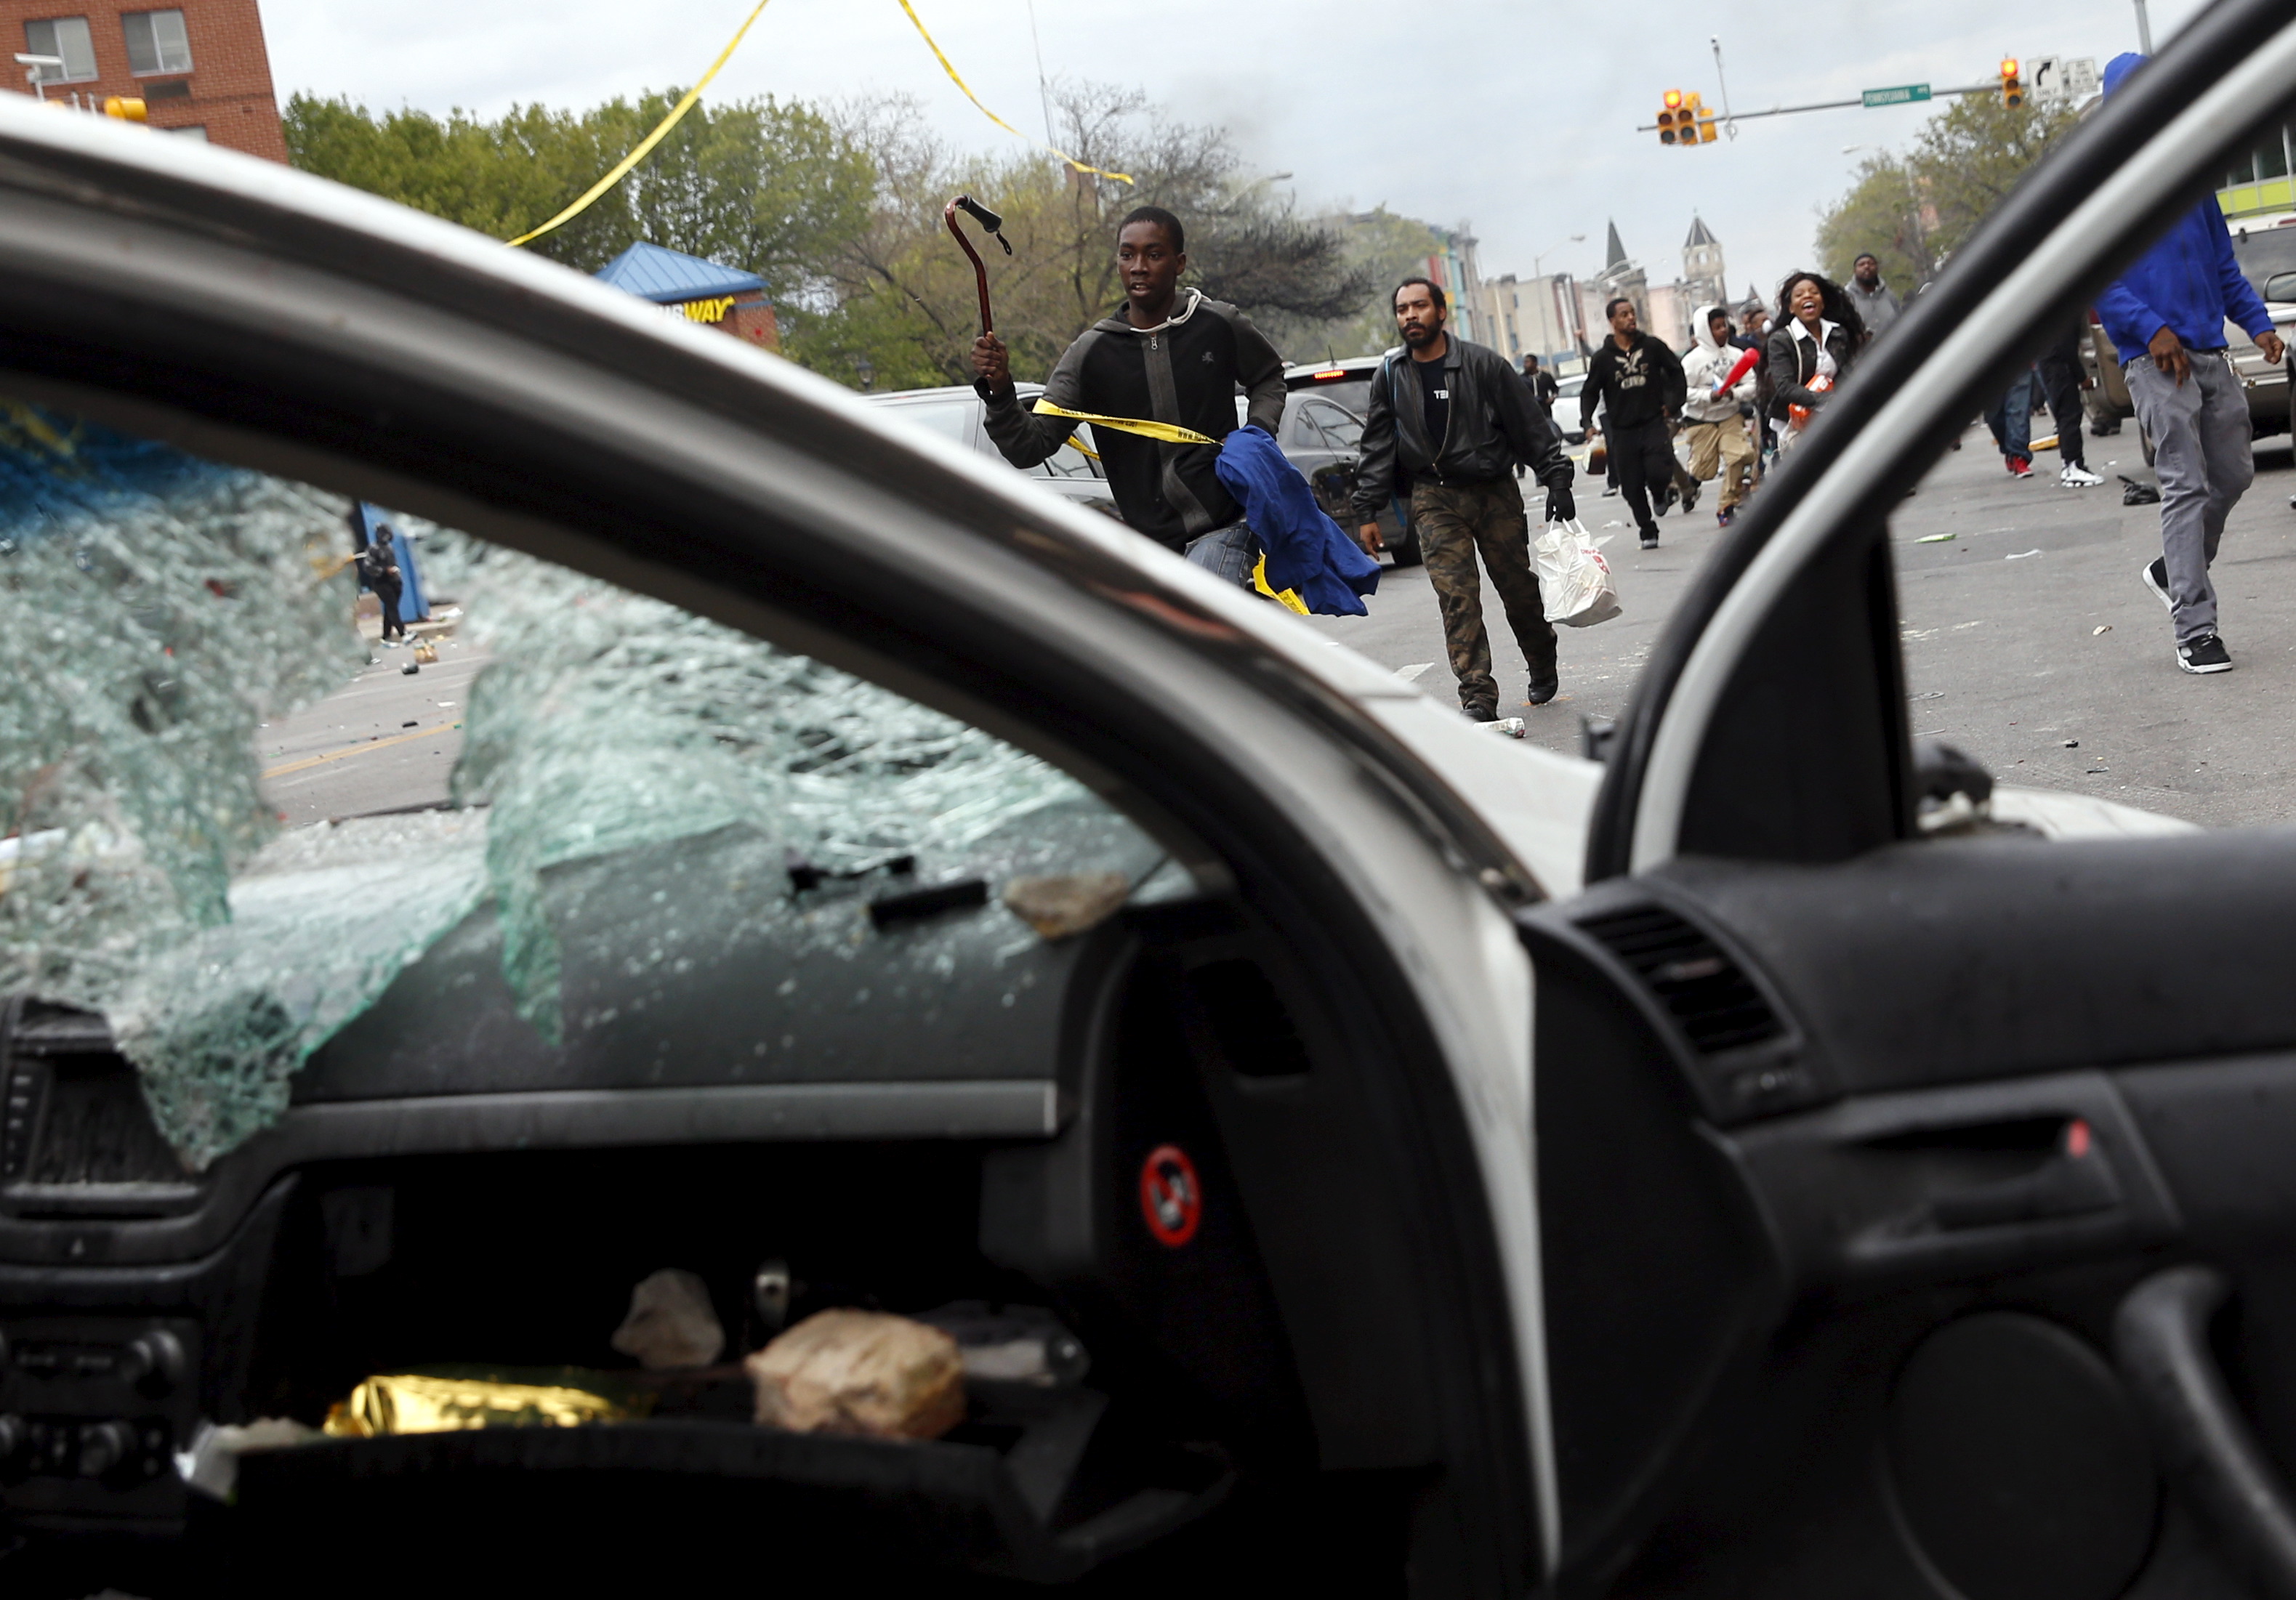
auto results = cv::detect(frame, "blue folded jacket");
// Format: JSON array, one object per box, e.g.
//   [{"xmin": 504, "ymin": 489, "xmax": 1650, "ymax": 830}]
[{"xmin": 1211, "ymin": 425, "xmax": 1381, "ymax": 618}]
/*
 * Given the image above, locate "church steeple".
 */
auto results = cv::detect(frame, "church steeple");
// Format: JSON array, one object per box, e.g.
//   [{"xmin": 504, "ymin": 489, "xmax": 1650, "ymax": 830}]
[{"xmin": 1605, "ymin": 220, "xmax": 1629, "ymax": 269}]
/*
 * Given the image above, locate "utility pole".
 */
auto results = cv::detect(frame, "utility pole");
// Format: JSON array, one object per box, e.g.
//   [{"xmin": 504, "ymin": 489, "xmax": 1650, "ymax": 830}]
[
  {"xmin": 2132, "ymin": 0, "xmax": 2155, "ymax": 54},
  {"xmin": 1710, "ymin": 37, "xmax": 1738, "ymax": 139},
  {"xmin": 1025, "ymin": 0, "xmax": 1055, "ymax": 147}
]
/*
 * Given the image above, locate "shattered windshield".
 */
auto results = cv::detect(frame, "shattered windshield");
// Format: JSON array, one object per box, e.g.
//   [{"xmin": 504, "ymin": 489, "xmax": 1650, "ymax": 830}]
[{"xmin": 0, "ymin": 404, "xmax": 1158, "ymax": 1171}]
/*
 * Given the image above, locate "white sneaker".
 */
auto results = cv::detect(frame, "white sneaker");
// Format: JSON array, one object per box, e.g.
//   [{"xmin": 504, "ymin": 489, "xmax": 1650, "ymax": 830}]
[{"xmin": 2060, "ymin": 464, "xmax": 2105, "ymax": 488}]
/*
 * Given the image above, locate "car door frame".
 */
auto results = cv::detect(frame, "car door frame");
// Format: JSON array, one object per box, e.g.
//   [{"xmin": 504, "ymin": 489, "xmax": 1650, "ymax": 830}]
[{"xmin": 0, "ymin": 105, "xmax": 1560, "ymax": 1590}]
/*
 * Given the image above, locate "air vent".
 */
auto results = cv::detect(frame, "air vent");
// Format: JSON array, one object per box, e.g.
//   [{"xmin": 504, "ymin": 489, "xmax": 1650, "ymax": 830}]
[
  {"xmin": 1576, "ymin": 905, "xmax": 1784, "ymax": 1056},
  {"xmin": 1, "ymin": 998, "xmax": 188, "ymax": 1192}
]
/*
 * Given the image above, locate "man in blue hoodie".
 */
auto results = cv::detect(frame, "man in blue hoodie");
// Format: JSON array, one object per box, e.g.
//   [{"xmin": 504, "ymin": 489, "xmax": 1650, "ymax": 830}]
[{"xmin": 2095, "ymin": 52, "xmax": 2287, "ymax": 675}]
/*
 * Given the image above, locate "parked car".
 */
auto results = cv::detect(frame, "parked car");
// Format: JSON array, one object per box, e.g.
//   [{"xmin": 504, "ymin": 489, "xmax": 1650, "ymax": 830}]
[
  {"xmin": 2082, "ymin": 217, "xmax": 2296, "ymax": 461},
  {"xmin": 10, "ymin": 14, "xmax": 2296, "ymax": 1595},
  {"xmin": 1554, "ymin": 373, "xmax": 1590, "ymax": 440},
  {"xmin": 1278, "ymin": 358, "xmax": 1414, "ymax": 564},
  {"xmin": 866, "ymin": 382, "xmax": 1116, "ymax": 519}
]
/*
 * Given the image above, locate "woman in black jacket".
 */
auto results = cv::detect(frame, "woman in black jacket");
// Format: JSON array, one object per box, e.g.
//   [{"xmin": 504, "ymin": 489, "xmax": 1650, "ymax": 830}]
[{"xmin": 1763, "ymin": 271, "xmax": 1865, "ymax": 453}]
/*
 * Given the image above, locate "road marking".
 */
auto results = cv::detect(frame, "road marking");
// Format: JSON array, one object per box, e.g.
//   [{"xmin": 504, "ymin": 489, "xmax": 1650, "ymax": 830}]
[
  {"xmin": 262, "ymin": 723, "xmax": 454, "ymax": 778},
  {"xmin": 1393, "ymin": 662, "xmax": 1433, "ymax": 682}
]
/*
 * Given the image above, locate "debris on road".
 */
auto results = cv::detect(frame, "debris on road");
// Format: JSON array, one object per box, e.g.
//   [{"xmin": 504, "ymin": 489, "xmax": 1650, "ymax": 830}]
[
  {"xmin": 2094, "ymin": 625, "xmax": 2112, "ymax": 635},
  {"xmin": 2007, "ymin": 549, "xmax": 2043, "ymax": 559},
  {"xmin": 1915, "ymin": 533, "xmax": 1955, "ymax": 544},
  {"xmin": 2064, "ymin": 740, "xmax": 2079, "ymax": 748},
  {"xmin": 2120, "ymin": 476, "xmax": 2161, "ymax": 505}
]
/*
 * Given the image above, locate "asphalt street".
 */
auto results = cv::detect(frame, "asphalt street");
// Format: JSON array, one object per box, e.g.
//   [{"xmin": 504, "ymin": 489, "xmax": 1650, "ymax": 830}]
[
  {"xmin": 1305, "ymin": 422, "xmax": 2296, "ymax": 828},
  {"xmin": 257, "ymin": 636, "xmax": 487, "ymax": 825},
  {"xmin": 256, "ymin": 422, "xmax": 2296, "ymax": 835}
]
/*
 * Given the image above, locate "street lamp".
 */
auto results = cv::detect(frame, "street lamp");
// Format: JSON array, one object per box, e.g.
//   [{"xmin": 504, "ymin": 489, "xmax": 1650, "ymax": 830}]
[{"xmin": 1533, "ymin": 234, "xmax": 1586, "ymax": 278}]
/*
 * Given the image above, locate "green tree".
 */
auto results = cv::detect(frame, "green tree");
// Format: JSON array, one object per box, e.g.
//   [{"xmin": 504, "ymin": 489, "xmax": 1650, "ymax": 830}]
[
  {"xmin": 1817, "ymin": 93, "xmax": 2082, "ymax": 288},
  {"xmin": 283, "ymin": 92, "xmax": 874, "ymax": 294}
]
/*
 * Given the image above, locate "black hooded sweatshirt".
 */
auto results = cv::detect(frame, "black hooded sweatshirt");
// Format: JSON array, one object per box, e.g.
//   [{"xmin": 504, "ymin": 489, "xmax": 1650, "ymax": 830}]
[
  {"xmin": 1580, "ymin": 328, "xmax": 1687, "ymax": 434},
  {"xmin": 980, "ymin": 290, "xmax": 1286, "ymax": 552}
]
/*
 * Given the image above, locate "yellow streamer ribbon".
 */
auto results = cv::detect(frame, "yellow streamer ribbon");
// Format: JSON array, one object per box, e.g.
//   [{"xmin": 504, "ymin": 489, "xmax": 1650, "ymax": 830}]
[
  {"xmin": 895, "ymin": 0, "xmax": 1134, "ymax": 185},
  {"xmin": 504, "ymin": 0, "xmax": 774, "ymax": 249},
  {"xmin": 1031, "ymin": 397, "xmax": 1217, "ymax": 447},
  {"xmin": 1252, "ymin": 556, "xmax": 1309, "ymax": 615}
]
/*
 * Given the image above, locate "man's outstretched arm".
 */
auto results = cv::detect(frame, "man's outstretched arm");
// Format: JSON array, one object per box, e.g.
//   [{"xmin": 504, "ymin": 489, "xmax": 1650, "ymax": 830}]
[{"xmin": 975, "ymin": 333, "xmax": 1081, "ymax": 467}]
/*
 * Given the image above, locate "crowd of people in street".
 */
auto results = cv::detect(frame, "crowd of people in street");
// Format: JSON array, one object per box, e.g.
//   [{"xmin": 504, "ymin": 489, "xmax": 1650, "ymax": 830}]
[{"xmin": 969, "ymin": 77, "xmax": 2287, "ymax": 722}]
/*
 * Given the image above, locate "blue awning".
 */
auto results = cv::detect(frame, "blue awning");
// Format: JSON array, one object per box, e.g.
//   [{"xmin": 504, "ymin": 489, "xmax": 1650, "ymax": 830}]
[{"xmin": 595, "ymin": 241, "xmax": 768, "ymax": 305}]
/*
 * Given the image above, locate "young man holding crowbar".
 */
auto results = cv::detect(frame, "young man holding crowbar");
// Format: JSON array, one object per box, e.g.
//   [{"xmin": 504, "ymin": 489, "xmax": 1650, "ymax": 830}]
[{"xmin": 967, "ymin": 206, "xmax": 1289, "ymax": 584}]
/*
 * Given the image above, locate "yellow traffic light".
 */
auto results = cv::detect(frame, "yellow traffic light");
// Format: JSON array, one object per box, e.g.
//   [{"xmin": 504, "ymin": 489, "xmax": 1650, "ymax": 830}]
[
  {"xmin": 1679, "ymin": 93, "xmax": 1708, "ymax": 150},
  {"xmin": 2000, "ymin": 57, "xmax": 2023, "ymax": 107},
  {"xmin": 102, "ymin": 96, "xmax": 145, "ymax": 121},
  {"xmin": 1659, "ymin": 88, "xmax": 1684, "ymax": 145}
]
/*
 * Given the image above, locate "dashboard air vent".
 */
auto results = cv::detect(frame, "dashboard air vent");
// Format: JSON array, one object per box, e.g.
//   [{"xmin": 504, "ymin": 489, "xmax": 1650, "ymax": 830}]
[{"xmin": 1576, "ymin": 905, "xmax": 1784, "ymax": 1056}]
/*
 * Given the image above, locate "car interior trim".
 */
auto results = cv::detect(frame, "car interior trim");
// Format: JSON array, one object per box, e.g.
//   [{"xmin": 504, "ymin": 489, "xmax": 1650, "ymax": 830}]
[{"xmin": 1627, "ymin": 12, "xmax": 2296, "ymax": 873}]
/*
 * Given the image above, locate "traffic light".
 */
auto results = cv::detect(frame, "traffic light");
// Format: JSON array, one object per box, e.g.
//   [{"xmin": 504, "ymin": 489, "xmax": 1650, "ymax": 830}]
[
  {"xmin": 2000, "ymin": 57, "xmax": 2023, "ymax": 108},
  {"xmin": 102, "ymin": 96, "xmax": 145, "ymax": 121},
  {"xmin": 1657, "ymin": 89, "xmax": 1685, "ymax": 145},
  {"xmin": 1693, "ymin": 94, "xmax": 1719, "ymax": 145}
]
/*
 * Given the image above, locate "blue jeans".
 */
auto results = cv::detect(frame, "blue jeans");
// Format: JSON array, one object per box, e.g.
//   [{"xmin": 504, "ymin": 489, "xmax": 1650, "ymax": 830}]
[
  {"xmin": 1183, "ymin": 521, "xmax": 1259, "ymax": 585},
  {"xmin": 1986, "ymin": 370, "xmax": 2033, "ymax": 463}
]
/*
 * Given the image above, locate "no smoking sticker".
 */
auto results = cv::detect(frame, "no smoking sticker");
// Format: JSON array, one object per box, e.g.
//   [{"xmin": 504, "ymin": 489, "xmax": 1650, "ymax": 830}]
[{"xmin": 1139, "ymin": 1143, "xmax": 1202, "ymax": 1248}]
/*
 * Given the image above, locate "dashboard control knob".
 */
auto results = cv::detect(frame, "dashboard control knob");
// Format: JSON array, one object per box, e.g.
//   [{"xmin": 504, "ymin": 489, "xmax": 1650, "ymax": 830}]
[
  {"xmin": 124, "ymin": 1329, "xmax": 185, "ymax": 1397},
  {"xmin": 76, "ymin": 1419, "xmax": 132, "ymax": 1478}
]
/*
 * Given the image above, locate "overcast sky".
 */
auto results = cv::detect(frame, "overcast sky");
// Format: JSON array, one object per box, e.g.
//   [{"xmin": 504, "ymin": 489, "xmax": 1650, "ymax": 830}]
[{"xmin": 259, "ymin": 0, "xmax": 2212, "ymax": 308}]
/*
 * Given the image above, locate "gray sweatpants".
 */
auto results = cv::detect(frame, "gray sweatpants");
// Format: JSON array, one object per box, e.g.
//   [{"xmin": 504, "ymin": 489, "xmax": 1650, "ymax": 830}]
[{"xmin": 2125, "ymin": 352, "xmax": 2255, "ymax": 645}]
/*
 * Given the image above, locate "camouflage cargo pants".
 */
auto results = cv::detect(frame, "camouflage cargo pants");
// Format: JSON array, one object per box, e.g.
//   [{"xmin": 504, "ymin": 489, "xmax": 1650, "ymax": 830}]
[{"xmin": 1411, "ymin": 478, "xmax": 1555, "ymax": 714}]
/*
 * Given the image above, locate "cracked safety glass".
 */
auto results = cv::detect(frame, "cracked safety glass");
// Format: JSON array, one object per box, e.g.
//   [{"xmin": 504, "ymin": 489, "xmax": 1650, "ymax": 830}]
[{"xmin": 0, "ymin": 403, "xmax": 1164, "ymax": 1171}]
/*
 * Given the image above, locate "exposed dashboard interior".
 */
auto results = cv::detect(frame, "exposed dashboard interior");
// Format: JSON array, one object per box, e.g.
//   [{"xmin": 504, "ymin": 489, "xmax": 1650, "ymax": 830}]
[{"xmin": 0, "ymin": 851, "xmax": 1494, "ymax": 1594}]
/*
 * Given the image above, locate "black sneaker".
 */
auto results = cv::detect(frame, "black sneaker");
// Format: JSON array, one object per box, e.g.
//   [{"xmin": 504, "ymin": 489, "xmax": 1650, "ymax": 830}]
[
  {"xmin": 1640, "ymin": 534, "xmax": 1659, "ymax": 550},
  {"xmin": 2141, "ymin": 558, "xmax": 2172, "ymax": 612},
  {"xmin": 1527, "ymin": 666, "xmax": 1559, "ymax": 706},
  {"xmin": 2177, "ymin": 634, "xmax": 2232, "ymax": 674},
  {"xmin": 1462, "ymin": 701, "xmax": 1500, "ymax": 723},
  {"xmin": 1681, "ymin": 480, "xmax": 1701, "ymax": 513}
]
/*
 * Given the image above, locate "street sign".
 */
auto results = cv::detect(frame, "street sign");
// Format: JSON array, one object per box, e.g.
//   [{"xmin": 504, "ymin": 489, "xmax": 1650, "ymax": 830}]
[
  {"xmin": 2030, "ymin": 56, "xmax": 2100, "ymax": 103},
  {"xmin": 1861, "ymin": 83, "xmax": 1933, "ymax": 108}
]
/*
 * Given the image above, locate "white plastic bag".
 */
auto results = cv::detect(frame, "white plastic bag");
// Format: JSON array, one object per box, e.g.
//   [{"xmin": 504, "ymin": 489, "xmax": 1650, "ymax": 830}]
[{"xmin": 1534, "ymin": 519, "xmax": 1622, "ymax": 627}]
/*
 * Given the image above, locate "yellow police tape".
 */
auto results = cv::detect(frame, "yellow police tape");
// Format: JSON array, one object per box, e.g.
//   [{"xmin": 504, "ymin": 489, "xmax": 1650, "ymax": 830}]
[
  {"xmin": 1253, "ymin": 557, "xmax": 1309, "ymax": 615},
  {"xmin": 504, "ymin": 0, "xmax": 1129, "ymax": 252},
  {"xmin": 1031, "ymin": 398, "xmax": 1217, "ymax": 447},
  {"xmin": 895, "ymin": 1, "xmax": 1133, "ymax": 185},
  {"xmin": 505, "ymin": 0, "xmax": 774, "ymax": 248}
]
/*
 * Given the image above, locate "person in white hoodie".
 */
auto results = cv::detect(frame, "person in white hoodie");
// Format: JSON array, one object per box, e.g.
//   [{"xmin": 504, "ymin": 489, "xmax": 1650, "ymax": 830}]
[{"xmin": 1680, "ymin": 304, "xmax": 1760, "ymax": 526}]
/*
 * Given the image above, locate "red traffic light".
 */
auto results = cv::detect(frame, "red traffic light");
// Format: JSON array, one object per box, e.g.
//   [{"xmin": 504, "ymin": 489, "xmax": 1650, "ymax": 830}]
[{"xmin": 1663, "ymin": 88, "xmax": 1684, "ymax": 109}]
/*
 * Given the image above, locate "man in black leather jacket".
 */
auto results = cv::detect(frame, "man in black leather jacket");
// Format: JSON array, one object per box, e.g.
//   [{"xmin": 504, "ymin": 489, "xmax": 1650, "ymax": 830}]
[{"xmin": 1353, "ymin": 278, "xmax": 1577, "ymax": 716}]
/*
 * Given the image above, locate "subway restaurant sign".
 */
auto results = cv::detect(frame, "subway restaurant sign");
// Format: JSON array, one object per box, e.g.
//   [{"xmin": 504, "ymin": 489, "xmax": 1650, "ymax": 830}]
[{"xmin": 667, "ymin": 296, "xmax": 739, "ymax": 324}]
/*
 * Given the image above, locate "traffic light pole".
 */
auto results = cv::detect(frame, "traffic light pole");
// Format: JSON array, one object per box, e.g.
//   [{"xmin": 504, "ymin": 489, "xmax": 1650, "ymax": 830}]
[{"xmin": 1636, "ymin": 81, "xmax": 2000, "ymax": 134}]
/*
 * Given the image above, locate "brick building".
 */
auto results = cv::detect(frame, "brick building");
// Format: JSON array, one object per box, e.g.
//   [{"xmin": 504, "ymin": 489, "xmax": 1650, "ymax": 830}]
[{"xmin": 0, "ymin": 1, "xmax": 286, "ymax": 163}]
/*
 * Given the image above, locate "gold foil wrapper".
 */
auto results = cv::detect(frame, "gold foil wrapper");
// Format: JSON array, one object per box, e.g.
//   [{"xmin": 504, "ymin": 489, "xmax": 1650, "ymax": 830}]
[{"xmin": 323, "ymin": 1366, "xmax": 653, "ymax": 1438}]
